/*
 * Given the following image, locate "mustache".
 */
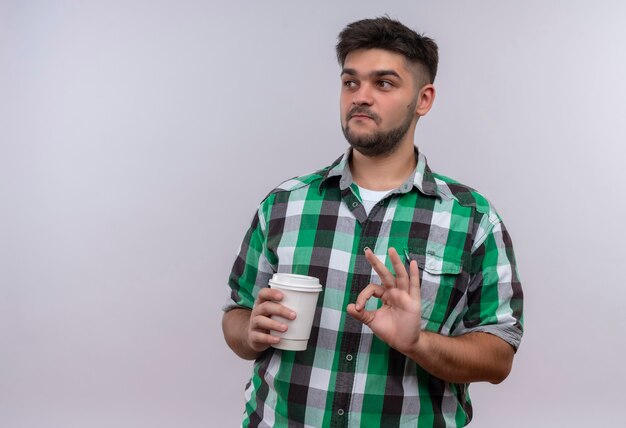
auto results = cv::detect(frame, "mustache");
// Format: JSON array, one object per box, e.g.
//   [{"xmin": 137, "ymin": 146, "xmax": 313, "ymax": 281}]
[{"xmin": 347, "ymin": 106, "xmax": 381, "ymax": 123}]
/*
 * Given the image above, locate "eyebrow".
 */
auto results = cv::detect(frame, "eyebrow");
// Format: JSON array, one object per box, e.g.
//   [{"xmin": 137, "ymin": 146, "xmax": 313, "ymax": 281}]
[{"xmin": 341, "ymin": 68, "xmax": 403, "ymax": 80}]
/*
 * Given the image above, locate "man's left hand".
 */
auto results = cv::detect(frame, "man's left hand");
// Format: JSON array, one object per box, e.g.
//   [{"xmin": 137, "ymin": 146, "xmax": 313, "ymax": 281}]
[{"xmin": 347, "ymin": 247, "xmax": 422, "ymax": 353}]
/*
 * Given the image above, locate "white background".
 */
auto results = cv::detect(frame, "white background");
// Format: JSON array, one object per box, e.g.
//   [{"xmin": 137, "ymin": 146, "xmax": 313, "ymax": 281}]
[{"xmin": 2, "ymin": 1, "xmax": 625, "ymax": 427}]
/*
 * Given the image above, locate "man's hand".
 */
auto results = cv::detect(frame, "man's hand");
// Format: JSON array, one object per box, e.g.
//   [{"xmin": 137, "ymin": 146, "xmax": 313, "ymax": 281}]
[
  {"xmin": 346, "ymin": 246, "xmax": 515, "ymax": 384},
  {"xmin": 246, "ymin": 288, "xmax": 296, "ymax": 353},
  {"xmin": 222, "ymin": 288, "xmax": 296, "ymax": 360},
  {"xmin": 347, "ymin": 247, "xmax": 421, "ymax": 354}
]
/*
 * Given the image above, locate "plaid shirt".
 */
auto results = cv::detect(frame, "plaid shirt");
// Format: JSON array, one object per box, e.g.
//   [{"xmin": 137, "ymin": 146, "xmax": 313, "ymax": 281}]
[{"xmin": 225, "ymin": 148, "xmax": 524, "ymax": 427}]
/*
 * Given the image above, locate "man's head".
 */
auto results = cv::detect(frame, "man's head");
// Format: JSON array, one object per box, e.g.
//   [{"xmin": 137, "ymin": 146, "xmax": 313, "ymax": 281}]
[
  {"xmin": 336, "ymin": 17, "xmax": 438, "ymax": 157},
  {"xmin": 336, "ymin": 16, "xmax": 439, "ymax": 86}
]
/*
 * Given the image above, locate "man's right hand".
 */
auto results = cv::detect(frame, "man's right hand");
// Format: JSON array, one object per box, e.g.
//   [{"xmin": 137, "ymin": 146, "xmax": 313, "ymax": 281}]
[
  {"xmin": 222, "ymin": 288, "xmax": 297, "ymax": 359},
  {"xmin": 246, "ymin": 288, "xmax": 296, "ymax": 353}
]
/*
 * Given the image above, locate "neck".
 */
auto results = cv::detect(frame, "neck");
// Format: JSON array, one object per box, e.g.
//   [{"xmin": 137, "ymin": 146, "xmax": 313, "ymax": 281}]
[{"xmin": 349, "ymin": 140, "xmax": 417, "ymax": 191}]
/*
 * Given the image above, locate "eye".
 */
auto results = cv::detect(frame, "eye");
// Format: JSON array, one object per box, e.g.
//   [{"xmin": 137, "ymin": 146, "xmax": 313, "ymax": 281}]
[
  {"xmin": 343, "ymin": 80, "xmax": 358, "ymax": 89},
  {"xmin": 377, "ymin": 80, "xmax": 393, "ymax": 89}
]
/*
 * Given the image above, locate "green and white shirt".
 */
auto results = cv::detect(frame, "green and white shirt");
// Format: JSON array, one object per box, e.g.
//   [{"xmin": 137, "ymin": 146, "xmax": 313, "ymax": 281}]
[{"xmin": 225, "ymin": 148, "xmax": 524, "ymax": 427}]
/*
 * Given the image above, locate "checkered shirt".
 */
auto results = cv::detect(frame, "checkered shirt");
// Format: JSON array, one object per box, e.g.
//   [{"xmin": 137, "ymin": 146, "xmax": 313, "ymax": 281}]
[{"xmin": 224, "ymin": 148, "xmax": 524, "ymax": 427}]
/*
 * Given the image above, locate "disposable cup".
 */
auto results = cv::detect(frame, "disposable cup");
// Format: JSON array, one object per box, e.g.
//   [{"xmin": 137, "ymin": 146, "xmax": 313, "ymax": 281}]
[{"xmin": 268, "ymin": 273, "xmax": 322, "ymax": 351}]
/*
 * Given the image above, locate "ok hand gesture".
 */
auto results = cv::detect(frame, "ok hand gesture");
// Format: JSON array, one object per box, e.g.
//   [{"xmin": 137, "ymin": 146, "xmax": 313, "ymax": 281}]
[{"xmin": 346, "ymin": 247, "xmax": 422, "ymax": 353}]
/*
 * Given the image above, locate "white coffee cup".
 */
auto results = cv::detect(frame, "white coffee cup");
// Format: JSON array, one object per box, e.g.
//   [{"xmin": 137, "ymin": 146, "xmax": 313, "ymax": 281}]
[{"xmin": 268, "ymin": 273, "xmax": 323, "ymax": 351}]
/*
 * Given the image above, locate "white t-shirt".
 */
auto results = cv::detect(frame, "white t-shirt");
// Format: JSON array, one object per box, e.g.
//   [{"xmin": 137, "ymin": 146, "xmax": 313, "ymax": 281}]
[{"xmin": 357, "ymin": 185, "xmax": 392, "ymax": 216}]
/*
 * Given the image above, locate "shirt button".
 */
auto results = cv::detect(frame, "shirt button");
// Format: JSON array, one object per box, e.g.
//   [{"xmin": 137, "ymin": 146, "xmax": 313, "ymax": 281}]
[
  {"xmin": 352, "ymin": 201, "xmax": 358, "ymax": 208},
  {"xmin": 337, "ymin": 409, "xmax": 345, "ymax": 416},
  {"xmin": 346, "ymin": 354, "xmax": 353, "ymax": 361}
]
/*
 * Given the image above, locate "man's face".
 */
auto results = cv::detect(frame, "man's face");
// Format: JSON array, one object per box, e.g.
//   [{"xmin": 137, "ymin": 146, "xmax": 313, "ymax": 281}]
[{"xmin": 340, "ymin": 48, "xmax": 421, "ymax": 157}]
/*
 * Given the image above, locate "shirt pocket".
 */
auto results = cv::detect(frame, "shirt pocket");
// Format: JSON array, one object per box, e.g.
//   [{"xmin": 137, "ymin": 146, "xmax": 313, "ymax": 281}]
[{"xmin": 404, "ymin": 247, "xmax": 466, "ymax": 328}]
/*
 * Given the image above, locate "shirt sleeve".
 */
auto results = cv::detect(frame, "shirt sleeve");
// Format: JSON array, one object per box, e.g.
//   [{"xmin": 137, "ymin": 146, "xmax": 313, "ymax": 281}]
[
  {"xmin": 222, "ymin": 203, "xmax": 276, "ymax": 312},
  {"xmin": 454, "ymin": 217, "xmax": 524, "ymax": 350}
]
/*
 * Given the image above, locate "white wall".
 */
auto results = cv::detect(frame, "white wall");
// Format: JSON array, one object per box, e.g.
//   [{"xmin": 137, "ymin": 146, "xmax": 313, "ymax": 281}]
[{"xmin": 2, "ymin": 1, "xmax": 625, "ymax": 427}]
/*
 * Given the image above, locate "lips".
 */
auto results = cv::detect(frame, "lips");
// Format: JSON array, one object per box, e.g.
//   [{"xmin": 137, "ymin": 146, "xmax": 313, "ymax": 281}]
[
  {"xmin": 347, "ymin": 107, "xmax": 379, "ymax": 123},
  {"xmin": 349, "ymin": 110, "xmax": 376, "ymax": 120}
]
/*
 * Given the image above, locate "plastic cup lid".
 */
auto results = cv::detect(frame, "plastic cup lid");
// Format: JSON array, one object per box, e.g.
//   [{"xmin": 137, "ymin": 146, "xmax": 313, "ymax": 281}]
[{"xmin": 269, "ymin": 273, "xmax": 322, "ymax": 292}]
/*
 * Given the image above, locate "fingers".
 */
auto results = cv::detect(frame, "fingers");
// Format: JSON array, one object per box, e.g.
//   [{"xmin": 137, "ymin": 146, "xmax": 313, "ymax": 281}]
[
  {"xmin": 409, "ymin": 259, "xmax": 421, "ymax": 299},
  {"xmin": 252, "ymin": 301, "xmax": 294, "ymax": 328},
  {"xmin": 347, "ymin": 283, "xmax": 385, "ymax": 325},
  {"xmin": 257, "ymin": 287, "xmax": 285, "ymax": 304},
  {"xmin": 388, "ymin": 247, "xmax": 409, "ymax": 291},
  {"xmin": 354, "ymin": 283, "xmax": 385, "ymax": 311},
  {"xmin": 253, "ymin": 289, "xmax": 296, "ymax": 322},
  {"xmin": 248, "ymin": 328, "xmax": 281, "ymax": 351},
  {"xmin": 346, "ymin": 302, "xmax": 376, "ymax": 325},
  {"xmin": 365, "ymin": 247, "xmax": 411, "ymax": 291},
  {"xmin": 362, "ymin": 246, "xmax": 421, "ymax": 301},
  {"xmin": 364, "ymin": 248, "xmax": 396, "ymax": 288},
  {"xmin": 248, "ymin": 287, "xmax": 296, "ymax": 352}
]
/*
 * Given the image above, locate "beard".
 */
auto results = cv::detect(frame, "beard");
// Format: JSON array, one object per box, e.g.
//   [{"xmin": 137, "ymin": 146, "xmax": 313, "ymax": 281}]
[{"xmin": 342, "ymin": 100, "xmax": 417, "ymax": 157}]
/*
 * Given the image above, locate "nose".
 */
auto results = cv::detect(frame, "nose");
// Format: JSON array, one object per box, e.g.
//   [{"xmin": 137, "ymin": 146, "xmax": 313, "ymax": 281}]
[{"xmin": 353, "ymin": 83, "xmax": 374, "ymax": 106}]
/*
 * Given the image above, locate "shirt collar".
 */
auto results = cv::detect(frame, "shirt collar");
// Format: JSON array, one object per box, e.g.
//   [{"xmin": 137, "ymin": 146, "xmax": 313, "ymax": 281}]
[{"xmin": 319, "ymin": 146, "xmax": 440, "ymax": 198}]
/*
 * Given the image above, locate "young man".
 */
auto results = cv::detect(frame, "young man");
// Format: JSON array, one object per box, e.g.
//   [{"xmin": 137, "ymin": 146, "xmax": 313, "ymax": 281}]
[{"xmin": 222, "ymin": 17, "xmax": 523, "ymax": 427}]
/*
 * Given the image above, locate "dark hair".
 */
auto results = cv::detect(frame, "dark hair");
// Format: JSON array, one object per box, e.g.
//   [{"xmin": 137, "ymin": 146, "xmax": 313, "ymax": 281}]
[{"xmin": 336, "ymin": 16, "xmax": 439, "ymax": 84}]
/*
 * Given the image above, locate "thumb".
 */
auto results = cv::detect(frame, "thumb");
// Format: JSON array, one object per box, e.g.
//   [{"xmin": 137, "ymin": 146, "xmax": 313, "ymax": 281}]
[{"xmin": 346, "ymin": 303, "xmax": 375, "ymax": 325}]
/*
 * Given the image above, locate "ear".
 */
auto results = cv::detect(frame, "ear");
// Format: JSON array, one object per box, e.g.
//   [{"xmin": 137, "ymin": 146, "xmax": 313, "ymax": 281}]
[{"xmin": 415, "ymin": 84, "xmax": 436, "ymax": 116}]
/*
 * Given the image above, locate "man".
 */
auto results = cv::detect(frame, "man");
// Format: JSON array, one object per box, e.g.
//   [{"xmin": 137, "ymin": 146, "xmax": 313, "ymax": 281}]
[{"xmin": 222, "ymin": 17, "xmax": 523, "ymax": 427}]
